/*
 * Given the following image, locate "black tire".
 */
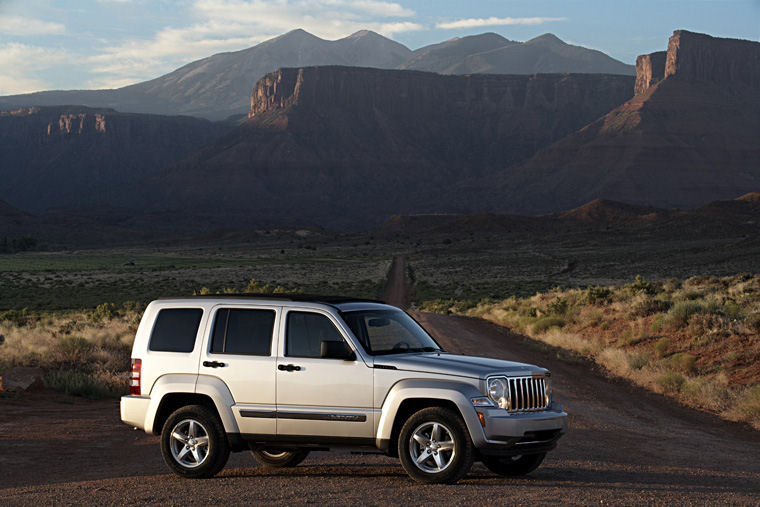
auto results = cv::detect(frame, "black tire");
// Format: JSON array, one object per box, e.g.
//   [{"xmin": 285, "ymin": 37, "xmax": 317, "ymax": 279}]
[
  {"xmin": 160, "ymin": 404, "xmax": 230, "ymax": 478},
  {"xmin": 397, "ymin": 407, "xmax": 474, "ymax": 484},
  {"xmin": 481, "ymin": 452, "xmax": 546, "ymax": 476},
  {"xmin": 251, "ymin": 449, "xmax": 310, "ymax": 468}
]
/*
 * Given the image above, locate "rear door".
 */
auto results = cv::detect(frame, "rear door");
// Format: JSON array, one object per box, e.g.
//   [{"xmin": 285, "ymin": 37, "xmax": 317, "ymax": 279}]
[
  {"xmin": 200, "ymin": 304, "xmax": 280, "ymax": 435},
  {"xmin": 275, "ymin": 308, "xmax": 374, "ymax": 441}
]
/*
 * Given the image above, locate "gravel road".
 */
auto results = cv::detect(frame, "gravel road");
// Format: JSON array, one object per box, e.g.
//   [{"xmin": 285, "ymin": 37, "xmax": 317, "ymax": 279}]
[{"xmin": 1, "ymin": 311, "xmax": 759, "ymax": 505}]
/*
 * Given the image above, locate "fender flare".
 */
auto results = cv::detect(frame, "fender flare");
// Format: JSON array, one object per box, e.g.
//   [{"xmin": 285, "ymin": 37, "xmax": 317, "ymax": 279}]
[
  {"xmin": 144, "ymin": 374, "xmax": 239, "ymax": 435},
  {"xmin": 375, "ymin": 378, "xmax": 487, "ymax": 449}
]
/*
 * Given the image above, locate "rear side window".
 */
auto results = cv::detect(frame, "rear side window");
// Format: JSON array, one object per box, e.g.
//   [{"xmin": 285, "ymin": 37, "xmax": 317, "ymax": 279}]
[
  {"xmin": 211, "ymin": 308, "xmax": 275, "ymax": 356},
  {"xmin": 286, "ymin": 311, "xmax": 344, "ymax": 357},
  {"xmin": 149, "ymin": 308, "xmax": 203, "ymax": 353}
]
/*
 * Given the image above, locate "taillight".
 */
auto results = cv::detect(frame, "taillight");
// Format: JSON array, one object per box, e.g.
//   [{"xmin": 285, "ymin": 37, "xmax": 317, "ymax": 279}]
[{"xmin": 129, "ymin": 358, "xmax": 142, "ymax": 396}]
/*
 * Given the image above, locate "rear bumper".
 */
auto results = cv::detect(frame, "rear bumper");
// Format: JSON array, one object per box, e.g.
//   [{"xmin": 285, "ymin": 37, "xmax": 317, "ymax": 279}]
[
  {"xmin": 120, "ymin": 395, "xmax": 151, "ymax": 430},
  {"xmin": 474, "ymin": 402, "xmax": 567, "ymax": 453}
]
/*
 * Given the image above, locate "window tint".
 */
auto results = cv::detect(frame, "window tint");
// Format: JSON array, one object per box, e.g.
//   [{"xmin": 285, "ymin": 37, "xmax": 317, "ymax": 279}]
[
  {"xmin": 210, "ymin": 308, "xmax": 275, "ymax": 356},
  {"xmin": 286, "ymin": 312, "xmax": 344, "ymax": 358},
  {"xmin": 149, "ymin": 308, "xmax": 203, "ymax": 353}
]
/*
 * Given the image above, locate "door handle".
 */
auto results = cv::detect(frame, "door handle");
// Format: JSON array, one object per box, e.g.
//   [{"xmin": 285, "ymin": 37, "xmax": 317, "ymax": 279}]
[
  {"xmin": 203, "ymin": 360, "xmax": 227, "ymax": 368},
  {"xmin": 278, "ymin": 364, "xmax": 302, "ymax": 372}
]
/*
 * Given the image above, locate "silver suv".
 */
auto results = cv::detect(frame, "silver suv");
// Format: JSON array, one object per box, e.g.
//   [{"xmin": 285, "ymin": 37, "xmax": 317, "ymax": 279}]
[{"xmin": 121, "ymin": 295, "xmax": 566, "ymax": 483}]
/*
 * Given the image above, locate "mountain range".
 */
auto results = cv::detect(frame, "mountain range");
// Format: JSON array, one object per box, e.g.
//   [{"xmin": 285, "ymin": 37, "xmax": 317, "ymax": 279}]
[
  {"xmin": 0, "ymin": 29, "xmax": 757, "ymax": 238},
  {"xmin": 0, "ymin": 29, "xmax": 633, "ymax": 120}
]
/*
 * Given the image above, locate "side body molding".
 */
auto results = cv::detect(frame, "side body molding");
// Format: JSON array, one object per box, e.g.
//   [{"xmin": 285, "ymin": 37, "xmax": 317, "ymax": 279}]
[{"xmin": 375, "ymin": 378, "xmax": 487, "ymax": 449}]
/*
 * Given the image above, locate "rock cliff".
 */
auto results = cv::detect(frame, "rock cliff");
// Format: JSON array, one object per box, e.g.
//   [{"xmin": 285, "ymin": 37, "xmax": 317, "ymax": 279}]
[
  {"xmin": 161, "ymin": 66, "xmax": 633, "ymax": 227},
  {"xmin": 0, "ymin": 107, "xmax": 229, "ymax": 212},
  {"xmin": 487, "ymin": 30, "xmax": 760, "ymax": 214}
]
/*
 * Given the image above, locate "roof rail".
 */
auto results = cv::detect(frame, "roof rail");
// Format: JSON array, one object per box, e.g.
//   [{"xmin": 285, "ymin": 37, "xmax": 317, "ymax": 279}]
[{"xmin": 158, "ymin": 293, "xmax": 386, "ymax": 305}]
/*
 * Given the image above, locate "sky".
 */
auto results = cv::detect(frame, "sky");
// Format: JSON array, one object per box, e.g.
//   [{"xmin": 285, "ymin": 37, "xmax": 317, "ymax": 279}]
[{"xmin": 0, "ymin": 0, "xmax": 758, "ymax": 95}]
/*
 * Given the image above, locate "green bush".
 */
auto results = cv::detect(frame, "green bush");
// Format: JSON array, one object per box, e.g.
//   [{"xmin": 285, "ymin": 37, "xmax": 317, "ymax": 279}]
[
  {"xmin": 722, "ymin": 299, "xmax": 742, "ymax": 319},
  {"xmin": 531, "ymin": 316, "xmax": 565, "ymax": 334},
  {"xmin": 656, "ymin": 371, "xmax": 686, "ymax": 393},
  {"xmin": 666, "ymin": 301, "xmax": 707, "ymax": 329},
  {"xmin": 655, "ymin": 337, "xmax": 671, "ymax": 358},
  {"xmin": 734, "ymin": 385, "xmax": 760, "ymax": 421},
  {"xmin": 651, "ymin": 313, "xmax": 667, "ymax": 333},
  {"xmin": 625, "ymin": 275, "xmax": 658, "ymax": 296},
  {"xmin": 669, "ymin": 353, "xmax": 697, "ymax": 374},
  {"xmin": 581, "ymin": 285, "xmax": 612, "ymax": 305},
  {"xmin": 43, "ymin": 369, "xmax": 117, "ymax": 399},
  {"xmin": 631, "ymin": 297, "xmax": 672, "ymax": 317},
  {"xmin": 90, "ymin": 302, "xmax": 118, "ymax": 322},
  {"xmin": 546, "ymin": 297, "xmax": 569, "ymax": 316}
]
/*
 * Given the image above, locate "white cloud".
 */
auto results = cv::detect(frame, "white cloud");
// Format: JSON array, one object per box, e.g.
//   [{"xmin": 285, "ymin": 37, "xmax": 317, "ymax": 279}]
[
  {"xmin": 0, "ymin": 43, "xmax": 69, "ymax": 94},
  {"xmin": 436, "ymin": 16, "xmax": 566, "ymax": 30},
  {"xmin": 0, "ymin": 15, "xmax": 66, "ymax": 36}
]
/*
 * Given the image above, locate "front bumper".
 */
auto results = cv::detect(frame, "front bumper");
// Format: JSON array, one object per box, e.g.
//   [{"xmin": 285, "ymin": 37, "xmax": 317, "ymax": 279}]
[{"xmin": 474, "ymin": 401, "xmax": 567, "ymax": 454}]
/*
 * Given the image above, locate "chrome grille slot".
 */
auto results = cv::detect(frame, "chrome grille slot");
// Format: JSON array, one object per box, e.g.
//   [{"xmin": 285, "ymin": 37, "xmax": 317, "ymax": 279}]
[{"xmin": 508, "ymin": 376, "xmax": 549, "ymax": 412}]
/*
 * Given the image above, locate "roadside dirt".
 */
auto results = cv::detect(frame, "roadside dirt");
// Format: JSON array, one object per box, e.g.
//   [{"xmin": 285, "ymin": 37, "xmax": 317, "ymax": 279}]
[{"xmin": 1, "ymin": 262, "xmax": 759, "ymax": 504}]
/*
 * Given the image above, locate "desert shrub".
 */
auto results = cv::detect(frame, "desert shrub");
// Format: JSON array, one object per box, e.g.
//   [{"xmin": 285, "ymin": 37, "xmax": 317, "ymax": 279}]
[
  {"xmin": 54, "ymin": 336, "xmax": 93, "ymax": 366},
  {"xmin": 581, "ymin": 285, "xmax": 612, "ymax": 305},
  {"xmin": 625, "ymin": 275, "xmax": 658, "ymax": 296},
  {"xmin": 656, "ymin": 371, "xmax": 686, "ymax": 393},
  {"xmin": 654, "ymin": 337, "xmax": 671, "ymax": 358},
  {"xmin": 631, "ymin": 297, "xmax": 672, "ymax": 317},
  {"xmin": 666, "ymin": 301, "xmax": 707, "ymax": 329},
  {"xmin": 721, "ymin": 299, "xmax": 742, "ymax": 319},
  {"xmin": 0, "ymin": 308, "xmax": 31, "ymax": 326},
  {"xmin": 662, "ymin": 278, "xmax": 681, "ymax": 292},
  {"xmin": 681, "ymin": 375, "xmax": 730, "ymax": 411},
  {"xmin": 745, "ymin": 313, "xmax": 760, "ymax": 334},
  {"xmin": 546, "ymin": 297, "xmax": 569, "ymax": 316},
  {"xmin": 43, "ymin": 369, "xmax": 116, "ymax": 399},
  {"xmin": 580, "ymin": 308, "xmax": 605, "ymax": 327},
  {"xmin": 669, "ymin": 353, "xmax": 697, "ymax": 374},
  {"xmin": 90, "ymin": 302, "xmax": 118, "ymax": 322},
  {"xmin": 627, "ymin": 351, "xmax": 650, "ymax": 370},
  {"xmin": 650, "ymin": 313, "xmax": 667, "ymax": 333},
  {"xmin": 531, "ymin": 316, "xmax": 565, "ymax": 334},
  {"xmin": 733, "ymin": 385, "xmax": 760, "ymax": 424}
]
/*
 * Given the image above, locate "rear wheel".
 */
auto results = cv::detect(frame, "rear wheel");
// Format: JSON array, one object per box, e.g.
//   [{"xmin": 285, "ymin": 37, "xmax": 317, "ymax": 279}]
[
  {"xmin": 398, "ymin": 407, "xmax": 473, "ymax": 484},
  {"xmin": 160, "ymin": 405, "xmax": 230, "ymax": 478},
  {"xmin": 251, "ymin": 448, "xmax": 310, "ymax": 468},
  {"xmin": 481, "ymin": 452, "xmax": 546, "ymax": 476}
]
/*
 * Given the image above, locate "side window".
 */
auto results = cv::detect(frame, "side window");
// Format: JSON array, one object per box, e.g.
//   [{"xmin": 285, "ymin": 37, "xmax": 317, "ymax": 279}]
[
  {"xmin": 286, "ymin": 311, "xmax": 344, "ymax": 358},
  {"xmin": 149, "ymin": 308, "xmax": 203, "ymax": 353},
  {"xmin": 210, "ymin": 308, "xmax": 275, "ymax": 356}
]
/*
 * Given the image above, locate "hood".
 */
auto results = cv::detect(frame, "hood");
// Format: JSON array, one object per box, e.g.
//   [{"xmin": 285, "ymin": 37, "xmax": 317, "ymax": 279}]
[{"xmin": 375, "ymin": 352, "xmax": 546, "ymax": 379}]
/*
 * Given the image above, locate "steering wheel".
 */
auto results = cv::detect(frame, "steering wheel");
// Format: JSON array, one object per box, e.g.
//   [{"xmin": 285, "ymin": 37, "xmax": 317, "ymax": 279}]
[{"xmin": 392, "ymin": 341, "xmax": 411, "ymax": 350}]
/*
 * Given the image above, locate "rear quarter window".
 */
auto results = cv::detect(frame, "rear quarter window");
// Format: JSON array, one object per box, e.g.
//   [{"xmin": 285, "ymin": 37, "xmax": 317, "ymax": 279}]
[{"xmin": 149, "ymin": 308, "xmax": 203, "ymax": 353}]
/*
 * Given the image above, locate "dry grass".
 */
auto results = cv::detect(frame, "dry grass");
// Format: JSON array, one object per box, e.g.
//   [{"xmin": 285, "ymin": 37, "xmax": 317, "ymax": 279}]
[
  {"xmin": 0, "ymin": 308, "xmax": 138, "ymax": 397},
  {"xmin": 461, "ymin": 273, "xmax": 760, "ymax": 430}
]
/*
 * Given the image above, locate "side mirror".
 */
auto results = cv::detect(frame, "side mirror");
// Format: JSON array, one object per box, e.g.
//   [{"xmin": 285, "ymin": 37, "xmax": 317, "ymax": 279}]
[{"xmin": 321, "ymin": 340, "xmax": 356, "ymax": 361}]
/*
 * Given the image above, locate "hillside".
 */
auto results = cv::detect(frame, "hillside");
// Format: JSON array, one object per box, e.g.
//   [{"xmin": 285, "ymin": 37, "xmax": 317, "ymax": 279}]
[
  {"xmin": 0, "ymin": 30, "xmax": 632, "ymax": 120},
  {"xmin": 159, "ymin": 66, "xmax": 633, "ymax": 228},
  {"xmin": 401, "ymin": 33, "xmax": 635, "ymax": 76},
  {"xmin": 484, "ymin": 30, "xmax": 760, "ymax": 213}
]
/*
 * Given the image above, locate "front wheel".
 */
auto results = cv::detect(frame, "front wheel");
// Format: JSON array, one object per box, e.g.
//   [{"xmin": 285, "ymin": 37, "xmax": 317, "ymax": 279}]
[
  {"xmin": 160, "ymin": 405, "xmax": 230, "ymax": 478},
  {"xmin": 481, "ymin": 452, "xmax": 546, "ymax": 476},
  {"xmin": 251, "ymin": 448, "xmax": 310, "ymax": 468},
  {"xmin": 397, "ymin": 407, "xmax": 474, "ymax": 484}
]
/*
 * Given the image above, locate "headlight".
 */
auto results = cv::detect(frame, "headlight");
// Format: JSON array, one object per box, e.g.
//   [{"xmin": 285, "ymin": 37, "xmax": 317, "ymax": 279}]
[
  {"xmin": 544, "ymin": 376, "xmax": 552, "ymax": 404},
  {"xmin": 487, "ymin": 377, "xmax": 510, "ymax": 409}
]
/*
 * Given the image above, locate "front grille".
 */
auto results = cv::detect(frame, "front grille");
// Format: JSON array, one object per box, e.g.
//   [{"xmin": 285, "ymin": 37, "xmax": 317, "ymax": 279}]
[{"xmin": 508, "ymin": 376, "xmax": 549, "ymax": 412}]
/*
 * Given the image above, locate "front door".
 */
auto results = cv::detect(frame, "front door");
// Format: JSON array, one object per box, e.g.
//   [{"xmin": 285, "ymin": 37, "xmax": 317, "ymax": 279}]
[{"xmin": 275, "ymin": 309, "xmax": 374, "ymax": 441}]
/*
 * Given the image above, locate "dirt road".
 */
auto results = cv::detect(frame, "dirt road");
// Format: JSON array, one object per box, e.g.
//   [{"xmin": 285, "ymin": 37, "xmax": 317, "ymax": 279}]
[
  {"xmin": 1, "ymin": 262, "xmax": 759, "ymax": 504},
  {"xmin": 379, "ymin": 255, "xmax": 409, "ymax": 308}
]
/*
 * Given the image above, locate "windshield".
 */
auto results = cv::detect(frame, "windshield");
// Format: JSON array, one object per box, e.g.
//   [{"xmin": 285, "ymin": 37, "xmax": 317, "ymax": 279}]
[{"xmin": 341, "ymin": 309, "xmax": 442, "ymax": 355}]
